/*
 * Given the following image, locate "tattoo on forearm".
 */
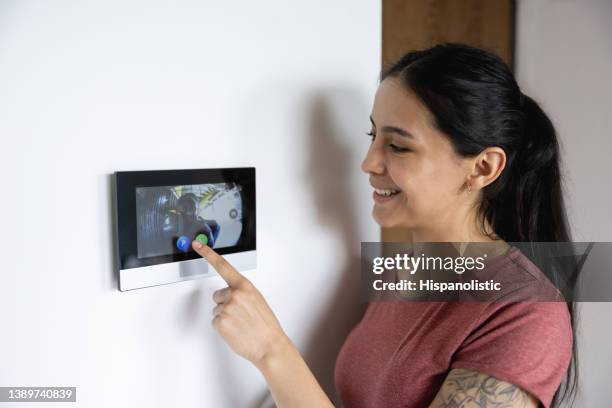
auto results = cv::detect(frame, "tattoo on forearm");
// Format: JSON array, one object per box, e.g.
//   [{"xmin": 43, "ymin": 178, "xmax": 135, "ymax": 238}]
[{"xmin": 436, "ymin": 368, "xmax": 533, "ymax": 408}]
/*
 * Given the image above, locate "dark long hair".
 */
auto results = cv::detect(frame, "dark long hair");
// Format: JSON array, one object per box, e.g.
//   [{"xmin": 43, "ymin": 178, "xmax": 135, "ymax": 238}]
[{"xmin": 380, "ymin": 43, "xmax": 577, "ymax": 407}]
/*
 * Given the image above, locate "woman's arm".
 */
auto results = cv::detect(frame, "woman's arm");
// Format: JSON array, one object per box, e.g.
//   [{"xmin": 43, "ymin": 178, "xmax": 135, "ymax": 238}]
[
  {"xmin": 191, "ymin": 241, "xmax": 334, "ymax": 408},
  {"xmin": 427, "ymin": 368, "xmax": 539, "ymax": 408},
  {"xmin": 255, "ymin": 336, "xmax": 335, "ymax": 408}
]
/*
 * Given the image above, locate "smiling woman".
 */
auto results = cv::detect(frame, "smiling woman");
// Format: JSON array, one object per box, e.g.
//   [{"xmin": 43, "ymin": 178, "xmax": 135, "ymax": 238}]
[
  {"xmin": 190, "ymin": 42, "xmax": 576, "ymax": 408},
  {"xmin": 334, "ymin": 43, "xmax": 576, "ymax": 408}
]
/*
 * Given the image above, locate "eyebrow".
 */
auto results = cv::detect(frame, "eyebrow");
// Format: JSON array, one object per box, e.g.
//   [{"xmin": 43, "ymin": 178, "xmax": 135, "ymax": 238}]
[{"xmin": 370, "ymin": 115, "xmax": 416, "ymax": 139}]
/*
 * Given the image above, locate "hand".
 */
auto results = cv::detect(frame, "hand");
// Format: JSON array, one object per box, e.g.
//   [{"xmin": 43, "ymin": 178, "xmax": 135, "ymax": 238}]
[{"xmin": 191, "ymin": 240, "xmax": 292, "ymax": 367}]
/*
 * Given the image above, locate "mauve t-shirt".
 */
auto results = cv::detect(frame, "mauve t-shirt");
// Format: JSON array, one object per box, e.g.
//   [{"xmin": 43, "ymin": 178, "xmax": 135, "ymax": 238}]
[{"xmin": 334, "ymin": 246, "xmax": 572, "ymax": 408}]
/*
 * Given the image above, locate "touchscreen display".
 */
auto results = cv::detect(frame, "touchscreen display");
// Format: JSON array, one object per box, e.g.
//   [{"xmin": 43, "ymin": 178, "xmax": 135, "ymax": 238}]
[
  {"xmin": 115, "ymin": 167, "xmax": 255, "ymax": 273},
  {"xmin": 135, "ymin": 182, "xmax": 244, "ymax": 258}
]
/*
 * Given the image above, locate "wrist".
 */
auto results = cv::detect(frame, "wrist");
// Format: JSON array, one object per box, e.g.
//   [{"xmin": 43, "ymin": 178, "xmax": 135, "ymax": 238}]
[{"xmin": 254, "ymin": 333, "xmax": 296, "ymax": 373}]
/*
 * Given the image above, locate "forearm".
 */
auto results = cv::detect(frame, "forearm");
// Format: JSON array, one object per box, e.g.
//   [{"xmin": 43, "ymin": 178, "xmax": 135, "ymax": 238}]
[{"xmin": 254, "ymin": 336, "xmax": 335, "ymax": 408}]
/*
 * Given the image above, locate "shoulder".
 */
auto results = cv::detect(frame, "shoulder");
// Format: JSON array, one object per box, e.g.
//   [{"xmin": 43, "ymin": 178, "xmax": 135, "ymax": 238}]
[
  {"xmin": 475, "ymin": 246, "xmax": 566, "ymax": 302},
  {"xmin": 457, "ymin": 301, "xmax": 573, "ymax": 364}
]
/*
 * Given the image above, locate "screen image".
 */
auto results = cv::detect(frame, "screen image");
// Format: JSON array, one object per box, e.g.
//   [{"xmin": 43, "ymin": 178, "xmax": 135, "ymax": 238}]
[{"xmin": 136, "ymin": 182, "xmax": 244, "ymax": 258}]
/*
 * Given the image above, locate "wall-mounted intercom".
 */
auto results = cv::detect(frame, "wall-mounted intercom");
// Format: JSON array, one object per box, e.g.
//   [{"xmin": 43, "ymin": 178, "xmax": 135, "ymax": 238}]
[{"xmin": 113, "ymin": 167, "xmax": 256, "ymax": 291}]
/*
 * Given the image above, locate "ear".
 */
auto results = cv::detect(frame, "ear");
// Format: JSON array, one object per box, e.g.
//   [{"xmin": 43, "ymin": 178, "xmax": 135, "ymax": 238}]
[{"xmin": 467, "ymin": 147, "xmax": 506, "ymax": 190}]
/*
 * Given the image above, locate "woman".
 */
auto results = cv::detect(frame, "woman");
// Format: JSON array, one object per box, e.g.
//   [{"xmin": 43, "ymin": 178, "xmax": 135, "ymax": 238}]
[{"xmin": 191, "ymin": 43, "xmax": 576, "ymax": 408}]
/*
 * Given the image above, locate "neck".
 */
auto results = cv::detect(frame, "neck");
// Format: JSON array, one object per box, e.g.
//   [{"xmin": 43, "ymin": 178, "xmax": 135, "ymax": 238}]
[{"xmin": 407, "ymin": 213, "xmax": 498, "ymax": 243}]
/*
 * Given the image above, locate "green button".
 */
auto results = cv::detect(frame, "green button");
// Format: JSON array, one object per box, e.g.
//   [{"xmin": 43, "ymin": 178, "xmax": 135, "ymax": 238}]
[{"xmin": 195, "ymin": 233, "xmax": 208, "ymax": 246}]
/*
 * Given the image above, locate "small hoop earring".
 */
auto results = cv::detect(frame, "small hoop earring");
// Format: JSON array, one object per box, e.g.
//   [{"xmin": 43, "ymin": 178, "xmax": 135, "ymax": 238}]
[{"xmin": 466, "ymin": 182, "xmax": 472, "ymax": 194}]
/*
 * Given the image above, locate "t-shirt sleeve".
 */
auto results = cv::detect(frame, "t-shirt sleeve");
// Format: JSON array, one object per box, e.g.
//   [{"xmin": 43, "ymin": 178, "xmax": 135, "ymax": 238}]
[{"xmin": 450, "ymin": 301, "xmax": 573, "ymax": 408}]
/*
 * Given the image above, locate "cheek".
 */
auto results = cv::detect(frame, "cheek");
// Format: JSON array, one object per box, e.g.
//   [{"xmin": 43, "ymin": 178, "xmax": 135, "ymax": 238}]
[
  {"xmin": 389, "ymin": 157, "xmax": 437, "ymax": 193},
  {"xmin": 388, "ymin": 159, "xmax": 419, "ymax": 191},
  {"xmin": 391, "ymin": 158, "xmax": 458, "ymax": 208},
  {"xmin": 424, "ymin": 167, "xmax": 463, "ymax": 211}
]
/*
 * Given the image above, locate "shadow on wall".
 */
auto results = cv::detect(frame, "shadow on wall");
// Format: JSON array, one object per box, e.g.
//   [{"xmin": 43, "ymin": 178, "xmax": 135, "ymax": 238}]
[
  {"xmin": 104, "ymin": 85, "xmax": 371, "ymax": 407},
  {"xmin": 253, "ymin": 89, "xmax": 370, "ymax": 407}
]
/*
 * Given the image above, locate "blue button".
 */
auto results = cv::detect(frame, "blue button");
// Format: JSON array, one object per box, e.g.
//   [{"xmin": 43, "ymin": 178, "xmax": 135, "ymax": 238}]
[{"xmin": 176, "ymin": 235, "xmax": 191, "ymax": 252}]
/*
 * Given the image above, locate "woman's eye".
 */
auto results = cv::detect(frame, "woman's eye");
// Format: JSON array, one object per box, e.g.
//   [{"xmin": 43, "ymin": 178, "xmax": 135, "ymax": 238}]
[
  {"xmin": 389, "ymin": 144, "xmax": 411, "ymax": 153},
  {"xmin": 365, "ymin": 131, "xmax": 411, "ymax": 152}
]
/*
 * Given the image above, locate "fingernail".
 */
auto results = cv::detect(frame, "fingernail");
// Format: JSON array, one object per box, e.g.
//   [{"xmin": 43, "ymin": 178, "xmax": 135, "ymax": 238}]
[{"xmin": 193, "ymin": 241, "xmax": 202, "ymax": 249}]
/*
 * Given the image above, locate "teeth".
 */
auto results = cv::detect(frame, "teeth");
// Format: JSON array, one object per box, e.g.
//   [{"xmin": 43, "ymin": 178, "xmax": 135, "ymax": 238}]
[{"xmin": 375, "ymin": 188, "xmax": 399, "ymax": 196}]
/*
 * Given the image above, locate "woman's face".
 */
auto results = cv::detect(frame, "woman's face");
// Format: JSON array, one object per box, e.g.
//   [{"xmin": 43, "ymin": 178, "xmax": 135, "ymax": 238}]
[{"xmin": 361, "ymin": 77, "xmax": 472, "ymax": 231}]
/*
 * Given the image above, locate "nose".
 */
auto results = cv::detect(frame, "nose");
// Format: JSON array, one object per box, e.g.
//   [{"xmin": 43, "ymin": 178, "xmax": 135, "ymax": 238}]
[{"xmin": 361, "ymin": 141, "xmax": 385, "ymax": 175}]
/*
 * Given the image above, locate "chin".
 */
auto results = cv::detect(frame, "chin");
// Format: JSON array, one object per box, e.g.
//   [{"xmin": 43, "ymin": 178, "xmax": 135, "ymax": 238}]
[
  {"xmin": 372, "ymin": 208, "xmax": 415, "ymax": 230},
  {"xmin": 372, "ymin": 210, "xmax": 400, "ymax": 229}
]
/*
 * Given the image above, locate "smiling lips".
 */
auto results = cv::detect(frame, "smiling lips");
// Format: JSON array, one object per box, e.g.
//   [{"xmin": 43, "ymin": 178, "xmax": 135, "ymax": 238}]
[
  {"xmin": 373, "ymin": 188, "xmax": 400, "ymax": 203},
  {"xmin": 374, "ymin": 188, "xmax": 399, "ymax": 196}
]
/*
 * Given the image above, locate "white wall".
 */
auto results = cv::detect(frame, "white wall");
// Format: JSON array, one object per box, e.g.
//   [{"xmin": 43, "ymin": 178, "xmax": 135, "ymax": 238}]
[
  {"xmin": 516, "ymin": 0, "xmax": 612, "ymax": 406},
  {"xmin": 0, "ymin": 1, "xmax": 381, "ymax": 407}
]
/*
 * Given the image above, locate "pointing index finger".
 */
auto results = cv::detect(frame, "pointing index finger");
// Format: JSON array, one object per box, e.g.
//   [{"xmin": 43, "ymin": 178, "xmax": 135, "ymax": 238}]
[{"xmin": 192, "ymin": 241, "xmax": 244, "ymax": 288}]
